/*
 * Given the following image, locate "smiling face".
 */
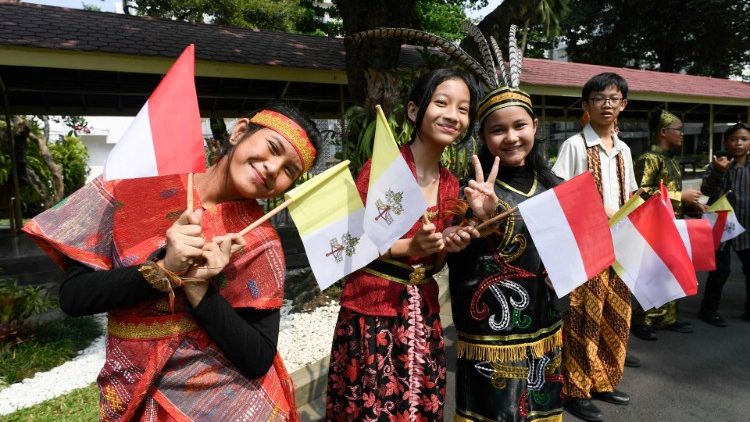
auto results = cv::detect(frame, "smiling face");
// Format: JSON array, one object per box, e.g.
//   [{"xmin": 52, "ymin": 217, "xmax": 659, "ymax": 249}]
[
  {"xmin": 407, "ymin": 77, "xmax": 471, "ymax": 148},
  {"xmin": 225, "ymin": 126, "xmax": 304, "ymax": 200},
  {"xmin": 582, "ymin": 84, "xmax": 628, "ymax": 129},
  {"xmin": 481, "ymin": 105, "xmax": 538, "ymax": 167}
]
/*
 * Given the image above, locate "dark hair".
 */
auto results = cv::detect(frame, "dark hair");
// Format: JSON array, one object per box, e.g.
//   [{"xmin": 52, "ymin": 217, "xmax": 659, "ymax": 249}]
[
  {"xmin": 220, "ymin": 101, "xmax": 322, "ymax": 169},
  {"xmin": 582, "ymin": 72, "xmax": 629, "ymax": 101},
  {"xmin": 406, "ymin": 68, "xmax": 480, "ymax": 145},
  {"xmin": 476, "ymin": 107, "xmax": 559, "ymax": 189},
  {"xmin": 725, "ymin": 122, "xmax": 750, "ymax": 139}
]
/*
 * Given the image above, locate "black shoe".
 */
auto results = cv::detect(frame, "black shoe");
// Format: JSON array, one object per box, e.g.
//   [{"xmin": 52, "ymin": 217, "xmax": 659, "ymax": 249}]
[
  {"xmin": 564, "ymin": 399, "xmax": 604, "ymax": 421},
  {"xmin": 664, "ymin": 319, "xmax": 694, "ymax": 333},
  {"xmin": 699, "ymin": 312, "xmax": 728, "ymax": 327},
  {"xmin": 632, "ymin": 325, "xmax": 657, "ymax": 341},
  {"xmin": 624, "ymin": 353, "xmax": 641, "ymax": 368},
  {"xmin": 592, "ymin": 389, "xmax": 631, "ymax": 405}
]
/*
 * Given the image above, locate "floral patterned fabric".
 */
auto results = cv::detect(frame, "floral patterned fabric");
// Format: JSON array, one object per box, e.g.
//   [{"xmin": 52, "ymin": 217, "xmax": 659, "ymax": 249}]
[{"xmin": 326, "ymin": 288, "xmax": 446, "ymax": 421}]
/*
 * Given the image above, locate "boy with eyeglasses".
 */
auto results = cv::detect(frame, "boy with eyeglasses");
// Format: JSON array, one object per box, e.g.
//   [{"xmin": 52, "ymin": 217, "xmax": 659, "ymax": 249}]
[
  {"xmin": 552, "ymin": 72, "xmax": 637, "ymax": 422},
  {"xmin": 629, "ymin": 109, "xmax": 706, "ymax": 341}
]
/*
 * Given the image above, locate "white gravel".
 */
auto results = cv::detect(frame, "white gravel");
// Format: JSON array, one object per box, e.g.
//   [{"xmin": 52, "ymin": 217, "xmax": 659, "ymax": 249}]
[
  {"xmin": 0, "ymin": 302, "xmax": 340, "ymax": 415},
  {"xmin": 277, "ymin": 300, "xmax": 339, "ymax": 373}
]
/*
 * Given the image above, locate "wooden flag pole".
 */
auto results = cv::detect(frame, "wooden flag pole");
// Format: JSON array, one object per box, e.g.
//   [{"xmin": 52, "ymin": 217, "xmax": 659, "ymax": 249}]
[
  {"xmin": 239, "ymin": 198, "xmax": 295, "ymax": 236},
  {"xmin": 475, "ymin": 206, "xmax": 519, "ymax": 231},
  {"xmin": 187, "ymin": 173, "xmax": 194, "ymax": 211}
]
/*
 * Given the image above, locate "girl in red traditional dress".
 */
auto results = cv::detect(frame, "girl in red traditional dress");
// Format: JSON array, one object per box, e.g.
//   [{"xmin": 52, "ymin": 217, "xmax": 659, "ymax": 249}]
[
  {"xmin": 23, "ymin": 103, "xmax": 320, "ymax": 421},
  {"xmin": 325, "ymin": 68, "xmax": 480, "ymax": 421}
]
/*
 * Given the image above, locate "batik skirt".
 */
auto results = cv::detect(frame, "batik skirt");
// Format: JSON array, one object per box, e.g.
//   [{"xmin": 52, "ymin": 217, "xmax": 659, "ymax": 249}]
[{"xmin": 326, "ymin": 285, "xmax": 446, "ymax": 421}]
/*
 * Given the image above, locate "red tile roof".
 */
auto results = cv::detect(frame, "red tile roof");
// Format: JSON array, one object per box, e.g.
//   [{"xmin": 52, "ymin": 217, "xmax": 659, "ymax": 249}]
[
  {"xmin": 2, "ymin": 3, "xmax": 749, "ymax": 104},
  {"xmin": 522, "ymin": 58, "xmax": 750, "ymax": 101},
  {"xmin": 0, "ymin": 2, "xmax": 346, "ymax": 70}
]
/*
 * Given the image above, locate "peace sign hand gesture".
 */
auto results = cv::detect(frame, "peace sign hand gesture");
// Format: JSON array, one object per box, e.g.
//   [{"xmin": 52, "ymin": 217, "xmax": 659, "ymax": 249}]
[{"xmin": 464, "ymin": 155, "xmax": 500, "ymax": 220}]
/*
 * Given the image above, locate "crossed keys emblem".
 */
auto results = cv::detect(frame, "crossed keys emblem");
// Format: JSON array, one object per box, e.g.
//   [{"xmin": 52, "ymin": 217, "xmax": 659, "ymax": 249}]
[
  {"xmin": 326, "ymin": 232, "xmax": 360, "ymax": 263},
  {"xmin": 375, "ymin": 189, "xmax": 404, "ymax": 225}
]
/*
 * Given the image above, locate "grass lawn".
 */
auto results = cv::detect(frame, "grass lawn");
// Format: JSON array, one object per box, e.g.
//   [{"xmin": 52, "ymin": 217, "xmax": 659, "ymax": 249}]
[
  {"xmin": 0, "ymin": 383, "xmax": 99, "ymax": 422},
  {"xmin": 0, "ymin": 316, "xmax": 102, "ymax": 388}
]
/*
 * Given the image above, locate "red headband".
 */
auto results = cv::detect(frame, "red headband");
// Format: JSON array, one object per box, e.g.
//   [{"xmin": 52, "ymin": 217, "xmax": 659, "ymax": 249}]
[{"xmin": 250, "ymin": 110, "xmax": 316, "ymax": 172}]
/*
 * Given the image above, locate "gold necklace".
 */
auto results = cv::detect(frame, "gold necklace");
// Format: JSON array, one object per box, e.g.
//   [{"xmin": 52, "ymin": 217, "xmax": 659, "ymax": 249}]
[{"xmin": 495, "ymin": 171, "xmax": 538, "ymax": 197}]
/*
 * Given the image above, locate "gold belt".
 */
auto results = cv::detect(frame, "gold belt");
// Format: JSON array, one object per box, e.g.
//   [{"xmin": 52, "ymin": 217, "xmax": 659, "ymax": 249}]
[
  {"xmin": 108, "ymin": 314, "xmax": 198, "ymax": 340},
  {"xmin": 362, "ymin": 258, "xmax": 434, "ymax": 286}
]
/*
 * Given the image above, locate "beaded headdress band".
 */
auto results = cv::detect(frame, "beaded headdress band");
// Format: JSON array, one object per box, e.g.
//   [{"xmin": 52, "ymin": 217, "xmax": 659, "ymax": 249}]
[
  {"xmin": 657, "ymin": 109, "xmax": 680, "ymax": 132},
  {"xmin": 250, "ymin": 109, "xmax": 316, "ymax": 172},
  {"xmin": 465, "ymin": 24, "xmax": 534, "ymax": 123}
]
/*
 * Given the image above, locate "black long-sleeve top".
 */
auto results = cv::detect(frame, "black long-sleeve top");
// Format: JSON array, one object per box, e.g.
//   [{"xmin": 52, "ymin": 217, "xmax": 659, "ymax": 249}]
[{"xmin": 59, "ymin": 260, "xmax": 280, "ymax": 379}]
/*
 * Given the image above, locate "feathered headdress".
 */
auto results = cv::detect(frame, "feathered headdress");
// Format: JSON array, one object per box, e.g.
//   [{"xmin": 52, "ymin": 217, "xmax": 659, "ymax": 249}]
[
  {"xmin": 466, "ymin": 24, "xmax": 534, "ymax": 124},
  {"xmin": 348, "ymin": 24, "xmax": 533, "ymax": 123},
  {"xmin": 348, "ymin": 28, "xmax": 496, "ymax": 88}
]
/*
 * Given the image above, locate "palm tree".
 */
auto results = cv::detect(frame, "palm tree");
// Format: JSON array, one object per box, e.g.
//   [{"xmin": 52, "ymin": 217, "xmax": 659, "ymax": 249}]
[{"xmin": 475, "ymin": 0, "xmax": 570, "ymax": 56}]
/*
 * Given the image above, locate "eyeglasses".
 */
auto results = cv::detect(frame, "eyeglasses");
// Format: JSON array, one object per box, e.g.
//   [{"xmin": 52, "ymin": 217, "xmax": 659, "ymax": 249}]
[
  {"xmin": 665, "ymin": 127, "xmax": 684, "ymax": 134},
  {"xmin": 588, "ymin": 96, "xmax": 624, "ymax": 107}
]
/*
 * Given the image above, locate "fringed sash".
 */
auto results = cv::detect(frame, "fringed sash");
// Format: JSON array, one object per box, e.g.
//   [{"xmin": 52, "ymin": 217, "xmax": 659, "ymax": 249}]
[
  {"xmin": 582, "ymin": 133, "xmax": 627, "ymax": 207},
  {"xmin": 455, "ymin": 320, "xmax": 563, "ymax": 363}
]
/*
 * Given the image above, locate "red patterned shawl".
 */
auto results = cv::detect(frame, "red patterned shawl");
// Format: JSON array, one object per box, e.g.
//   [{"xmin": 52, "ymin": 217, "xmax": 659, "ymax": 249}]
[
  {"xmin": 23, "ymin": 175, "xmax": 296, "ymax": 421},
  {"xmin": 339, "ymin": 146, "xmax": 459, "ymax": 317}
]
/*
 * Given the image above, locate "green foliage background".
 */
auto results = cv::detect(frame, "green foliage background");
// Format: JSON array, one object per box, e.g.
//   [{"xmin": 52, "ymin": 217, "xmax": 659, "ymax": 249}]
[{"xmin": 50, "ymin": 135, "xmax": 90, "ymax": 197}]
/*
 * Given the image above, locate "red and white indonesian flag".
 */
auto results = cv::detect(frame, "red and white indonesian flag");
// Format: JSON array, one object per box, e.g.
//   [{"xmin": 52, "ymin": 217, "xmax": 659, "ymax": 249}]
[
  {"xmin": 364, "ymin": 105, "xmax": 428, "ymax": 252},
  {"xmin": 517, "ymin": 171, "xmax": 615, "ymax": 296},
  {"xmin": 103, "ymin": 44, "xmax": 205, "ymax": 180},
  {"xmin": 611, "ymin": 196, "xmax": 697, "ymax": 310},
  {"xmin": 703, "ymin": 194, "xmax": 745, "ymax": 248},
  {"xmin": 674, "ymin": 219, "xmax": 715, "ymax": 271}
]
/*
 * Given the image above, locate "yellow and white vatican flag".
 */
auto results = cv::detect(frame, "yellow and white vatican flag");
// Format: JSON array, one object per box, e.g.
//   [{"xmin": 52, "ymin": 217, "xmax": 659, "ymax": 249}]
[
  {"xmin": 364, "ymin": 105, "xmax": 429, "ymax": 253},
  {"xmin": 703, "ymin": 194, "xmax": 745, "ymax": 249},
  {"xmin": 285, "ymin": 161, "xmax": 379, "ymax": 290}
]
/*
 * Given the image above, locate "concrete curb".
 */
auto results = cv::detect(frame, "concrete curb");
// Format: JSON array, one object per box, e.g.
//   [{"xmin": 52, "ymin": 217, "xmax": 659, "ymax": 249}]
[
  {"xmin": 292, "ymin": 354, "xmax": 330, "ymax": 408},
  {"xmin": 293, "ymin": 268, "xmax": 452, "ymax": 411}
]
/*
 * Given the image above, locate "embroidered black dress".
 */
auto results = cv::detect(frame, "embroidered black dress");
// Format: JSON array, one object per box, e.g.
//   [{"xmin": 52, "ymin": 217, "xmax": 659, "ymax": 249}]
[{"xmin": 448, "ymin": 165, "xmax": 563, "ymax": 422}]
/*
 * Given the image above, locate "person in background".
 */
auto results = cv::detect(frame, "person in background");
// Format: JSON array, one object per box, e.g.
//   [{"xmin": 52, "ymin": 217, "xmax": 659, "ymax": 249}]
[
  {"xmin": 699, "ymin": 122, "xmax": 750, "ymax": 327},
  {"xmin": 630, "ymin": 109, "xmax": 706, "ymax": 340},
  {"xmin": 552, "ymin": 72, "xmax": 638, "ymax": 422}
]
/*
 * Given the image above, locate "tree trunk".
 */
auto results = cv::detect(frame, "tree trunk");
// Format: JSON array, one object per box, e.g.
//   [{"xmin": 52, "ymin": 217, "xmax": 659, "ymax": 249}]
[
  {"xmin": 12, "ymin": 116, "xmax": 64, "ymax": 207},
  {"xmin": 520, "ymin": 19, "xmax": 530, "ymax": 57},
  {"xmin": 363, "ymin": 69, "xmax": 402, "ymax": 115},
  {"xmin": 336, "ymin": 0, "xmax": 416, "ymax": 115}
]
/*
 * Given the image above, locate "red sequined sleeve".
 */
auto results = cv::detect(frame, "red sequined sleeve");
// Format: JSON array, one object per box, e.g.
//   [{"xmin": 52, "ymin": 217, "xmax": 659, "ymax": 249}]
[{"xmin": 354, "ymin": 158, "xmax": 374, "ymax": 204}]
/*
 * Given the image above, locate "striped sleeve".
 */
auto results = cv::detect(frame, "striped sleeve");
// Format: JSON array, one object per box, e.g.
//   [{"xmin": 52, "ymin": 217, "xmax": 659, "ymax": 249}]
[{"xmin": 701, "ymin": 165, "xmax": 727, "ymax": 200}]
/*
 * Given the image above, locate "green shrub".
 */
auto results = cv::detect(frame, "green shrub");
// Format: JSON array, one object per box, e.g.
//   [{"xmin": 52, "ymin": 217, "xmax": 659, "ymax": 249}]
[
  {"xmin": 50, "ymin": 135, "xmax": 90, "ymax": 197},
  {"xmin": 0, "ymin": 279, "xmax": 55, "ymax": 343}
]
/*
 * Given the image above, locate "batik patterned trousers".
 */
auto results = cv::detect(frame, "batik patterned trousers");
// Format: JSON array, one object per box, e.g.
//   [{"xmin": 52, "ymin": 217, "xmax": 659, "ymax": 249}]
[{"xmin": 562, "ymin": 268, "xmax": 631, "ymax": 399}]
